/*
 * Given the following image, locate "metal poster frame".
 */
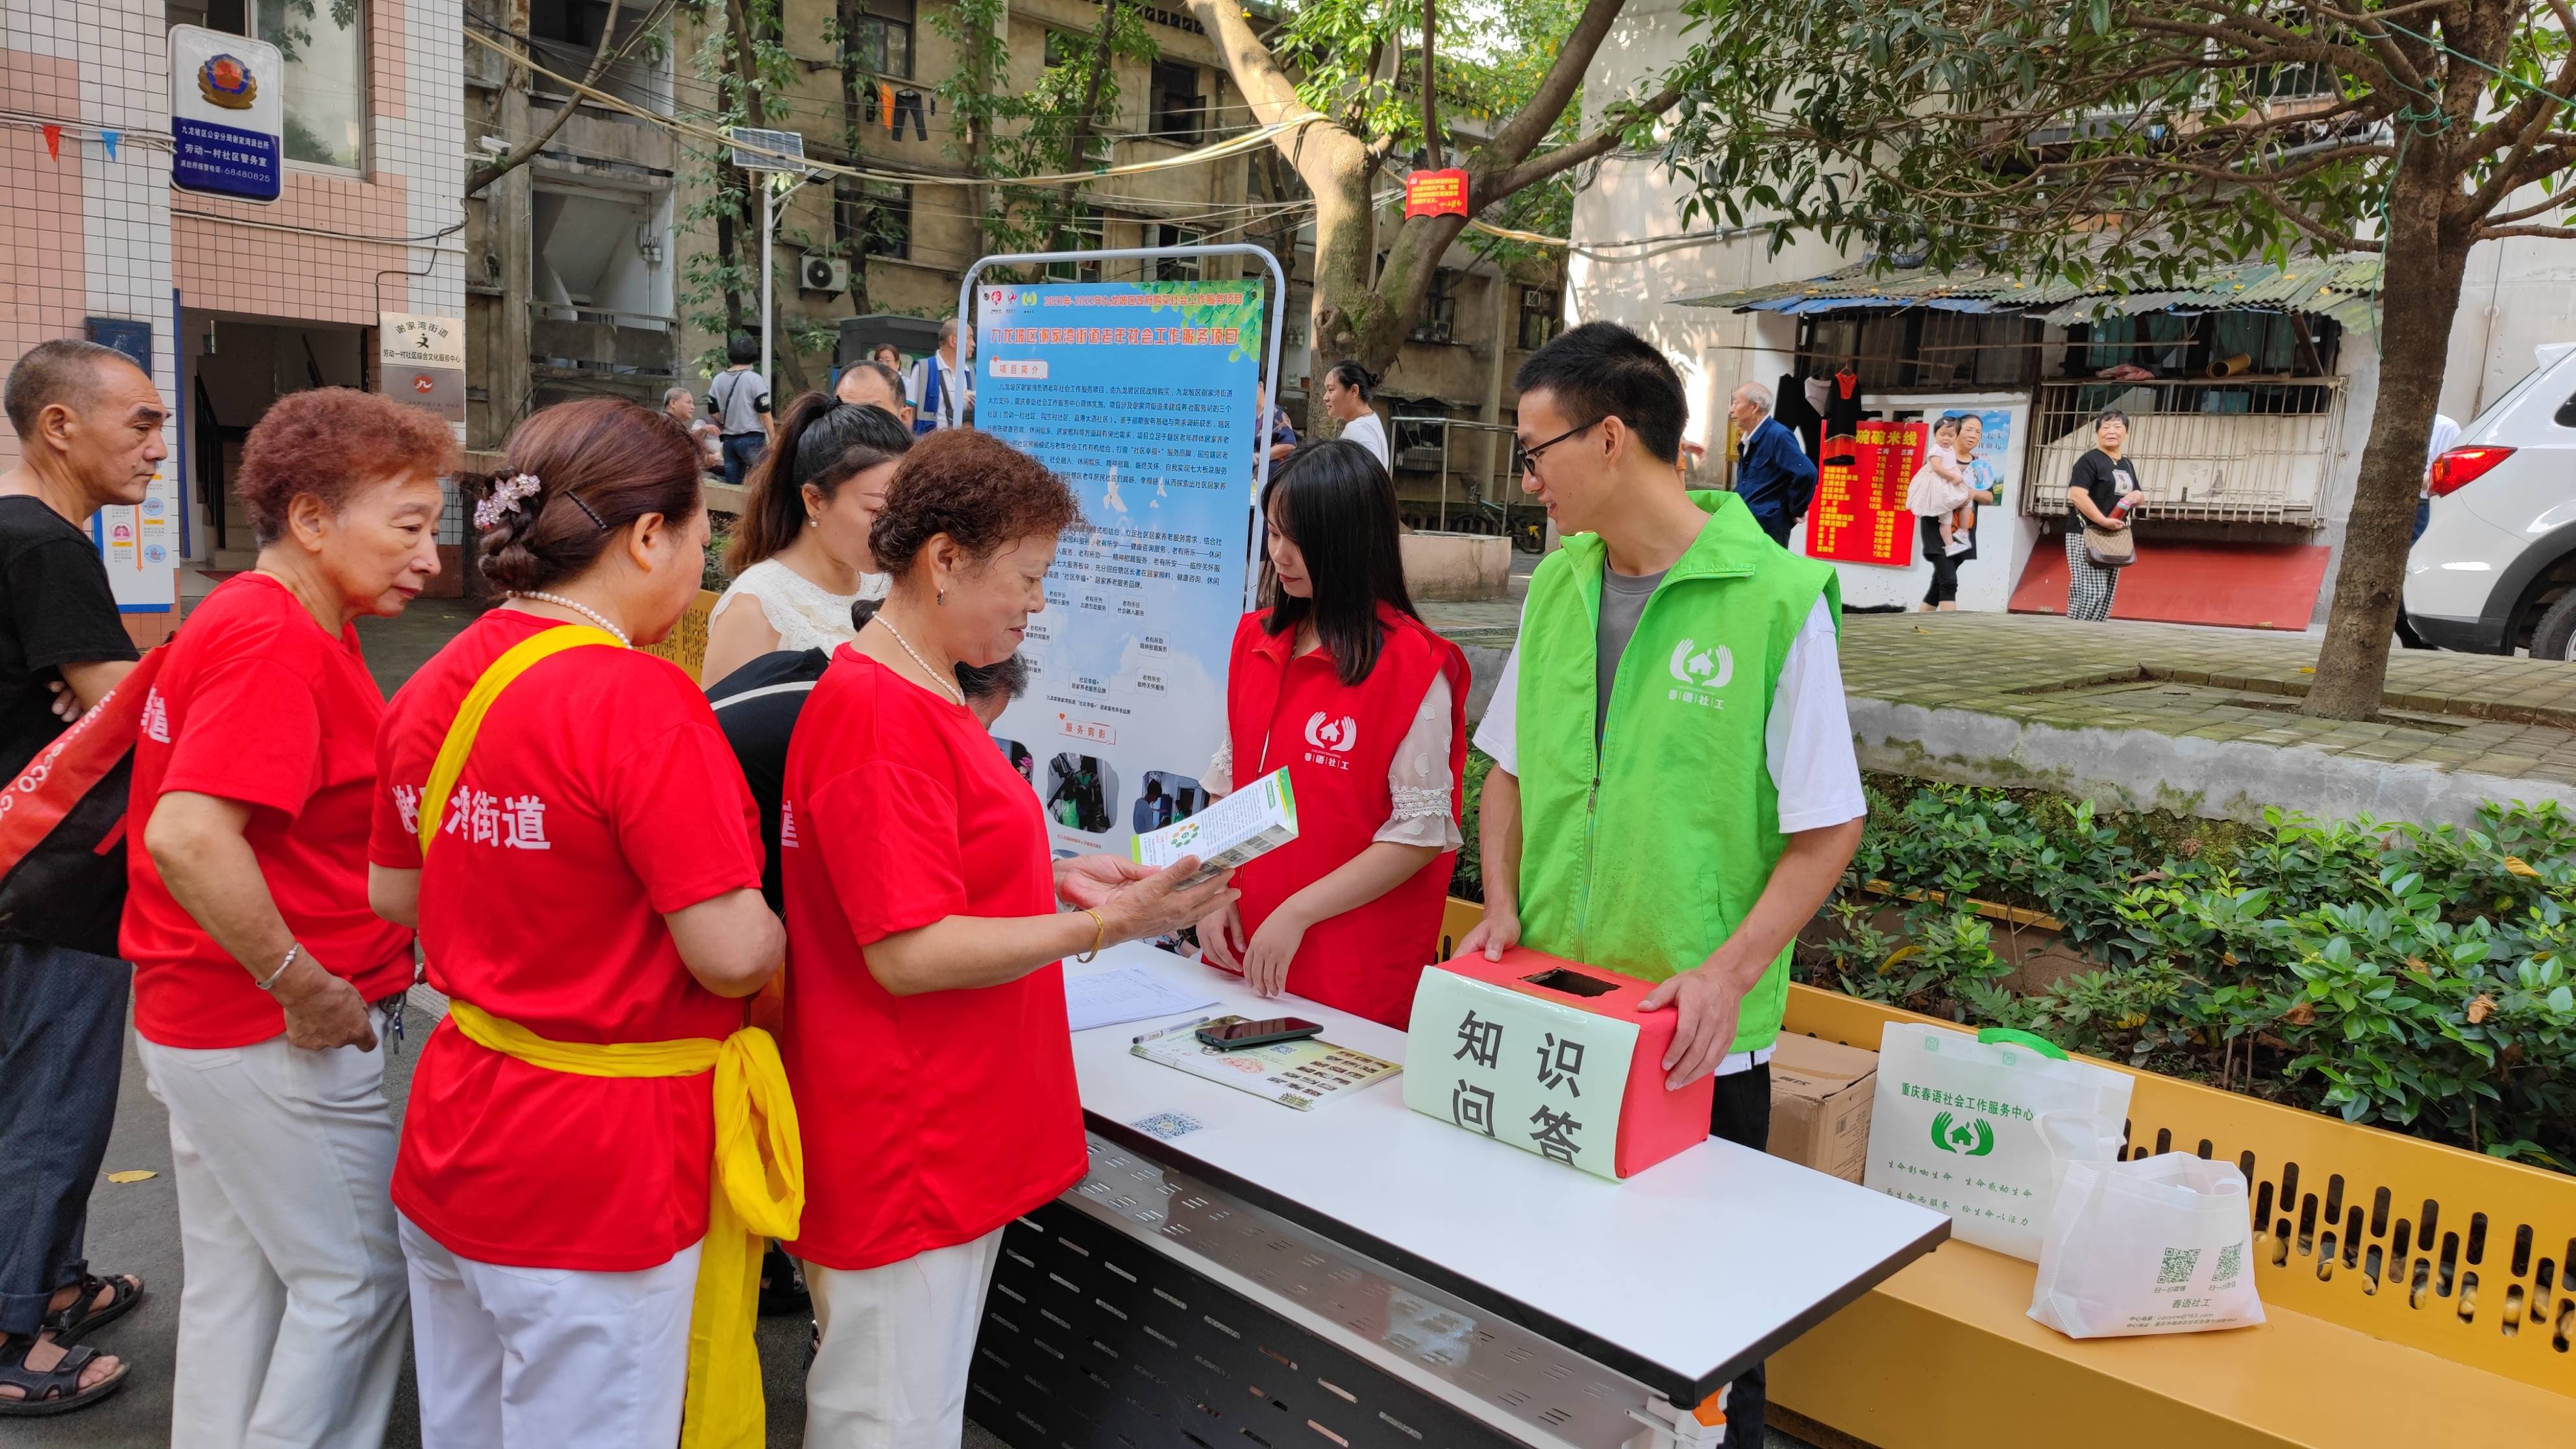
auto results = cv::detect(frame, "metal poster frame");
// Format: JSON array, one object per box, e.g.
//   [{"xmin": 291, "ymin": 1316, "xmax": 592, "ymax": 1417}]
[{"xmin": 954, "ymin": 244, "xmax": 1289, "ymax": 610}]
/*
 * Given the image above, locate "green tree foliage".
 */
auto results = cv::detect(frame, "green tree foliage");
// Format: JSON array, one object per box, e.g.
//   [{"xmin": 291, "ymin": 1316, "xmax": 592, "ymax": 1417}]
[
  {"xmin": 1656, "ymin": 1, "xmax": 2576, "ymax": 719},
  {"xmin": 1185, "ymin": 0, "xmax": 1679, "ymax": 400},
  {"xmin": 929, "ymin": 0, "xmax": 1161, "ymax": 262}
]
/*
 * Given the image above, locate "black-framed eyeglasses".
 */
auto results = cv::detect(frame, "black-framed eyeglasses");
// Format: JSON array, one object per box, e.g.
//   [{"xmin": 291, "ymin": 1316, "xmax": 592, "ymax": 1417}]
[{"xmin": 1514, "ymin": 417, "xmax": 1602, "ymax": 477}]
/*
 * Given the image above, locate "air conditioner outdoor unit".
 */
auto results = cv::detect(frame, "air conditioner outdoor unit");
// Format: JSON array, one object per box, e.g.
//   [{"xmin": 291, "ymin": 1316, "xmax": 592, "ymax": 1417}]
[{"xmin": 800, "ymin": 254, "xmax": 849, "ymax": 293}]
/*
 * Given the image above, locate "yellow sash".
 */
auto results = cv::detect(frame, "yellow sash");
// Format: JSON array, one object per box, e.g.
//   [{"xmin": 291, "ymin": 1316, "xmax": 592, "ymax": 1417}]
[{"xmin": 421, "ymin": 623, "xmax": 802, "ymax": 1449}]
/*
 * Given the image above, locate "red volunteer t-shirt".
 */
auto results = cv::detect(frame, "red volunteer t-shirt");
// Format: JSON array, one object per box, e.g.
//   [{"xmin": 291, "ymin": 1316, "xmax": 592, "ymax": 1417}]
[
  {"xmin": 123, "ymin": 573, "xmax": 414, "ymax": 1047},
  {"xmin": 781, "ymin": 647, "xmax": 1085, "ymax": 1272},
  {"xmin": 375, "ymin": 609, "xmax": 765, "ymax": 1270}
]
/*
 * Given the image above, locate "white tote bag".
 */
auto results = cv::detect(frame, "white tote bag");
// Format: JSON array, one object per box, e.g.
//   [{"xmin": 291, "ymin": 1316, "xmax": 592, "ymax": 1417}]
[
  {"xmin": 1863, "ymin": 1024, "xmax": 2132, "ymax": 1261},
  {"xmin": 2029, "ymin": 1153, "xmax": 2267, "ymax": 1338}
]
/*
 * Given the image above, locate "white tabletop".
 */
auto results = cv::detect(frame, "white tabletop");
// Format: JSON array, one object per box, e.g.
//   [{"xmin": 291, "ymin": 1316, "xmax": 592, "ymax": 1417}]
[{"xmin": 1065, "ymin": 943, "xmax": 1950, "ymax": 1402}]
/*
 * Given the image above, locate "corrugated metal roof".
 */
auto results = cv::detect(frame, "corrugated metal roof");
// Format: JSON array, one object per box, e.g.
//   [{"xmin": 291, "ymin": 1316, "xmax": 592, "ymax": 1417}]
[{"xmin": 1676, "ymin": 255, "xmax": 2383, "ymax": 329}]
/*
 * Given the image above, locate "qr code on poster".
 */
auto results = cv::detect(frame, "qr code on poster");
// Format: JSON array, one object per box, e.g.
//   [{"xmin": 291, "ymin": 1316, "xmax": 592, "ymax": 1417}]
[
  {"xmin": 2156, "ymin": 1246, "xmax": 2203, "ymax": 1288},
  {"xmin": 1132, "ymin": 1111, "xmax": 1206, "ymax": 1141}
]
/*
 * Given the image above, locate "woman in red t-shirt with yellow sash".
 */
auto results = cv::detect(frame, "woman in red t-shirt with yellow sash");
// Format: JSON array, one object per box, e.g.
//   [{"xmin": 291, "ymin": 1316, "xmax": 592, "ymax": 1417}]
[
  {"xmin": 780, "ymin": 430, "xmax": 1233, "ymax": 1447},
  {"xmin": 368, "ymin": 399, "xmax": 792, "ymax": 1448}
]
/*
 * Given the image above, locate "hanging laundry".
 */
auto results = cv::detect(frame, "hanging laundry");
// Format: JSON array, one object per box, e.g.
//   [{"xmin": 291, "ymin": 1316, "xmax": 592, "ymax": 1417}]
[
  {"xmin": 1773, "ymin": 371, "xmax": 1824, "ymax": 461},
  {"xmin": 891, "ymin": 90, "xmax": 928, "ymax": 142},
  {"xmin": 1822, "ymin": 369, "xmax": 1865, "ymax": 463}
]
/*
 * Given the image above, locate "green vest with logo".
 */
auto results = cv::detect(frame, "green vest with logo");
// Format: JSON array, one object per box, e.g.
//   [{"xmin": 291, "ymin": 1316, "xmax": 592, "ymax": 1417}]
[{"xmin": 1512, "ymin": 490, "xmax": 1840, "ymax": 1055}]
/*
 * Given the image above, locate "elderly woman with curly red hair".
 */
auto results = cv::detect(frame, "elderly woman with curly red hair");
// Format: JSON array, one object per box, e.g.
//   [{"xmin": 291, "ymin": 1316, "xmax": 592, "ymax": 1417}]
[
  {"xmin": 782, "ymin": 429, "xmax": 1233, "ymax": 1446},
  {"xmin": 120, "ymin": 387, "xmax": 453, "ymax": 1448}
]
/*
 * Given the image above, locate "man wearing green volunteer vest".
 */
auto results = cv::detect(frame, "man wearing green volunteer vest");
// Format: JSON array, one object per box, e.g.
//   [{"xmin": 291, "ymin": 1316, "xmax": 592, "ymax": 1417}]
[{"xmin": 1461, "ymin": 323, "xmax": 1866, "ymax": 1442}]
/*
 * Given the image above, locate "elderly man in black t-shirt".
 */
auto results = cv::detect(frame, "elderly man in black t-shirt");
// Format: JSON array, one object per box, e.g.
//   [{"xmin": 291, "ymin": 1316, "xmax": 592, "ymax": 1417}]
[{"xmin": 0, "ymin": 338, "xmax": 164, "ymax": 1415}]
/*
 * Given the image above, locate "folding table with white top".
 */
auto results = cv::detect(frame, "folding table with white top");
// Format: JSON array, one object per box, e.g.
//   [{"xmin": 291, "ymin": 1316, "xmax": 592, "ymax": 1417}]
[{"xmin": 966, "ymin": 942, "xmax": 1950, "ymax": 1449}]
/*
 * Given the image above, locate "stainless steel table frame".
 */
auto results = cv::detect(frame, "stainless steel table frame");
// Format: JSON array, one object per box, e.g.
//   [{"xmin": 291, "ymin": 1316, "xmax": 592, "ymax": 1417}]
[
  {"xmin": 972, "ymin": 1133, "xmax": 1665, "ymax": 1448},
  {"xmin": 966, "ymin": 947, "xmax": 1951, "ymax": 1449}
]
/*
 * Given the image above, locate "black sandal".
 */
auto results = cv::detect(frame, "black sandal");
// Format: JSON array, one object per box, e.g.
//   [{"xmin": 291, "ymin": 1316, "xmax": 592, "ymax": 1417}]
[
  {"xmin": 0, "ymin": 1335, "xmax": 129, "ymax": 1417},
  {"xmin": 758, "ymin": 1246, "xmax": 809, "ymax": 1317},
  {"xmin": 43, "ymin": 1274, "xmax": 143, "ymax": 1341}
]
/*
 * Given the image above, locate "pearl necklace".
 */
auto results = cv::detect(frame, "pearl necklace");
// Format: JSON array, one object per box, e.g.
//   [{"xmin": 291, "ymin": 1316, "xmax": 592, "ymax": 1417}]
[
  {"xmin": 512, "ymin": 591, "xmax": 631, "ymax": 648},
  {"xmin": 873, "ymin": 614, "xmax": 965, "ymax": 708}
]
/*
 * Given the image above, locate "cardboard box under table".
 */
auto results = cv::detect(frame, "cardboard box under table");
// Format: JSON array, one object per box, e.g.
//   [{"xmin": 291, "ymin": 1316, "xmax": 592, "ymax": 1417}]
[
  {"xmin": 963, "ymin": 942, "xmax": 1950, "ymax": 1449},
  {"xmin": 1766, "ymin": 1034, "xmax": 1877, "ymax": 1183}
]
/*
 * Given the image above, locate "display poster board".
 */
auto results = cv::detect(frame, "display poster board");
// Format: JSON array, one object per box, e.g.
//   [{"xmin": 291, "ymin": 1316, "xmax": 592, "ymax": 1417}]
[
  {"xmin": 971, "ymin": 277, "xmax": 1269, "ymax": 857},
  {"xmin": 378, "ymin": 314, "xmax": 468, "ymax": 443},
  {"xmin": 1805, "ymin": 419, "xmax": 1926, "ymax": 567},
  {"xmin": 169, "ymin": 25, "xmax": 282, "ymax": 202}
]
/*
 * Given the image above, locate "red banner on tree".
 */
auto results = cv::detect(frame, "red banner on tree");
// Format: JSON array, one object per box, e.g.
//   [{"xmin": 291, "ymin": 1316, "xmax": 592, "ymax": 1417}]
[
  {"xmin": 1403, "ymin": 168, "xmax": 1470, "ymax": 218},
  {"xmin": 1804, "ymin": 419, "xmax": 1924, "ymax": 567}
]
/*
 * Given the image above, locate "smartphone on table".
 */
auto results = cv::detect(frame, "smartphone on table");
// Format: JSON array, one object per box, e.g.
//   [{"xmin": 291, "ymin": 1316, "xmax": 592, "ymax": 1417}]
[{"xmin": 1195, "ymin": 1015, "xmax": 1323, "ymax": 1051}]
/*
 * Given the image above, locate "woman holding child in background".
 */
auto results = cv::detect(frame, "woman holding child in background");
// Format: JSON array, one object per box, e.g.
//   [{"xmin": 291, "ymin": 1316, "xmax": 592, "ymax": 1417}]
[
  {"xmin": 1907, "ymin": 412, "xmax": 1999, "ymax": 612},
  {"xmin": 1196, "ymin": 438, "xmax": 1470, "ymax": 1029}
]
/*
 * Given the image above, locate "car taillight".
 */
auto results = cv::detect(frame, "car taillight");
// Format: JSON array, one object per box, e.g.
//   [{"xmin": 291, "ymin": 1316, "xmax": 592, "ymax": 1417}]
[{"xmin": 2428, "ymin": 445, "xmax": 2514, "ymax": 497}]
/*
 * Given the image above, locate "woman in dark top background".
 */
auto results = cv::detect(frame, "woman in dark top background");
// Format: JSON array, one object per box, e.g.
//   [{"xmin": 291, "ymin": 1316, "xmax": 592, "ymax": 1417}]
[{"xmin": 2063, "ymin": 409, "xmax": 2140, "ymax": 623}]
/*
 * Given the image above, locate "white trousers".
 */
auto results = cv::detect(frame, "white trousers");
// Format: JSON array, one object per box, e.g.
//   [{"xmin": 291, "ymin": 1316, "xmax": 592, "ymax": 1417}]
[
  {"xmin": 136, "ymin": 1034, "xmax": 408, "ymax": 1449},
  {"xmin": 802, "ymin": 1228, "xmax": 1008, "ymax": 1449},
  {"xmin": 399, "ymin": 1215, "xmax": 700, "ymax": 1448}
]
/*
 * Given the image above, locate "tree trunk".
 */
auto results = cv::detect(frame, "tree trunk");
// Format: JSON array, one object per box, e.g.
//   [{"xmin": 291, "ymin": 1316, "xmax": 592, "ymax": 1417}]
[
  {"xmin": 2303, "ymin": 167, "xmax": 2471, "ymax": 719},
  {"xmin": 1304, "ymin": 157, "xmax": 1378, "ymax": 432}
]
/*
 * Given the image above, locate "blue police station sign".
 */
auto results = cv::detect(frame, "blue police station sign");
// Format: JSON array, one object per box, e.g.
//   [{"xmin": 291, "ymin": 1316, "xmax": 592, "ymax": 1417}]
[{"xmin": 169, "ymin": 26, "xmax": 282, "ymax": 203}]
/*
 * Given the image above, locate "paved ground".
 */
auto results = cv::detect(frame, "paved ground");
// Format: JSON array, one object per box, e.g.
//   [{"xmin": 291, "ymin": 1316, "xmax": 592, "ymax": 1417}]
[{"xmin": 1833, "ymin": 612, "xmax": 2576, "ymax": 786}]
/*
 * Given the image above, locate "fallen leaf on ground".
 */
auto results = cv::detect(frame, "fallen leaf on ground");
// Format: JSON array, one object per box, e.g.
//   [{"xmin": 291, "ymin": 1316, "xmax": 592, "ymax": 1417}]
[{"xmin": 105, "ymin": 1170, "xmax": 156, "ymax": 1183}]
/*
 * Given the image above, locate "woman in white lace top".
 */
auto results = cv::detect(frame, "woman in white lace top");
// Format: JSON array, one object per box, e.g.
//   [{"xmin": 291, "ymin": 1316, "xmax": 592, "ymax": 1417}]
[
  {"xmin": 702, "ymin": 395, "xmax": 911, "ymax": 684},
  {"xmin": 1195, "ymin": 440, "xmax": 1472, "ymax": 1028}
]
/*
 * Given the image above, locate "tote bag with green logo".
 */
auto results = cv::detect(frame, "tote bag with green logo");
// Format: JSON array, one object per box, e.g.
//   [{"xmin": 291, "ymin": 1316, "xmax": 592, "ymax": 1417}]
[{"xmin": 1862, "ymin": 1022, "xmax": 2133, "ymax": 1261}]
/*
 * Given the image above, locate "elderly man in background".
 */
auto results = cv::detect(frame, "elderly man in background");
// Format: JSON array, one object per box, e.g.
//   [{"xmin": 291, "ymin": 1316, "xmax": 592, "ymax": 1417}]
[
  {"xmin": 834, "ymin": 358, "xmax": 915, "ymax": 428},
  {"xmin": 906, "ymin": 317, "xmax": 972, "ymax": 434},
  {"xmin": 1726, "ymin": 382, "xmax": 1820, "ymax": 547},
  {"xmin": 0, "ymin": 338, "xmax": 162, "ymax": 1415},
  {"xmin": 665, "ymin": 385, "xmax": 723, "ymax": 476}
]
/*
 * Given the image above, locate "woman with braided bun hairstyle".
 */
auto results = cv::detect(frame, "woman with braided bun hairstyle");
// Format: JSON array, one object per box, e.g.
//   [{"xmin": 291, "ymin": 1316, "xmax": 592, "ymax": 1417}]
[
  {"xmin": 366, "ymin": 397, "xmax": 793, "ymax": 1448},
  {"xmin": 700, "ymin": 393, "xmax": 912, "ymax": 686}
]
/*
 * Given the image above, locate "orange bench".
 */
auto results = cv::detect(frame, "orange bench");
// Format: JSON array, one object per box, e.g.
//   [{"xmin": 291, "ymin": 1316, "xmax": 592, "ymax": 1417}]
[{"xmin": 1437, "ymin": 898, "xmax": 2576, "ymax": 1446}]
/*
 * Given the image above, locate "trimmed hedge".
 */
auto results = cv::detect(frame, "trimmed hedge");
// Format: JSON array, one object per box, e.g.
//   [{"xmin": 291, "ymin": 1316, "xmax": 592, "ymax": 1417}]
[
  {"xmin": 1816, "ymin": 779, "xmax": 2576, "ymax": 1172},
  {"xmin": 1452, "ymin": 758, "xmax": 2576, "ymax": 1170}
]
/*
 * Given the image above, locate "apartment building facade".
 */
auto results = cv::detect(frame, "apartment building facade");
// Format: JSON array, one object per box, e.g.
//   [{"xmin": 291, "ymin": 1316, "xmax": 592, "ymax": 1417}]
[{"xmin": 3, "ymin": 0, "xmax": 467, "ymax": 637}]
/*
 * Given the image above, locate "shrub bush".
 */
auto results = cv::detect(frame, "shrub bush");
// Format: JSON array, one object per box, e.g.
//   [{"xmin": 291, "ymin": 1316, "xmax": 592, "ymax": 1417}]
[{"xmin": 1813, "ymin": 780, "xmax": 2576, "ymax": 1171}]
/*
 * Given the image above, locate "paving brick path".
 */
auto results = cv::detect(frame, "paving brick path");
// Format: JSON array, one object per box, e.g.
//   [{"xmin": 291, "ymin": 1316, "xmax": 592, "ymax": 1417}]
[{"xmin": 1835, "ymin": 613, "xmax": 2576, "ymax": 787}]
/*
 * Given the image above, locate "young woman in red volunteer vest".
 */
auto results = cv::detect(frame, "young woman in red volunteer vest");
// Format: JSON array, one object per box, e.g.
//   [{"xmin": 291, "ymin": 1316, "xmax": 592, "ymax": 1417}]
[
  {"xmin": 780, "ymin": 429, "xmax": 1234, "ymax": 1447},
  {"xmin": 119, "ymin": 388, "xmax": 454, "ymax": 1447},
  {"xmin": 364, "ymin": 399, "xmax": 784, "ymax": 1447},
  {"xmin": 1195, "ymin": 439, "xmax": 1470, "ymax": 1028}
]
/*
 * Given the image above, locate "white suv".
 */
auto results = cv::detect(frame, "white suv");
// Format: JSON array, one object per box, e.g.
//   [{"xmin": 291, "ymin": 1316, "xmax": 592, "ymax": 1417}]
[{"xmin": 2407, "ymin": 343, "xmax": 2576, "ymax": 659}]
